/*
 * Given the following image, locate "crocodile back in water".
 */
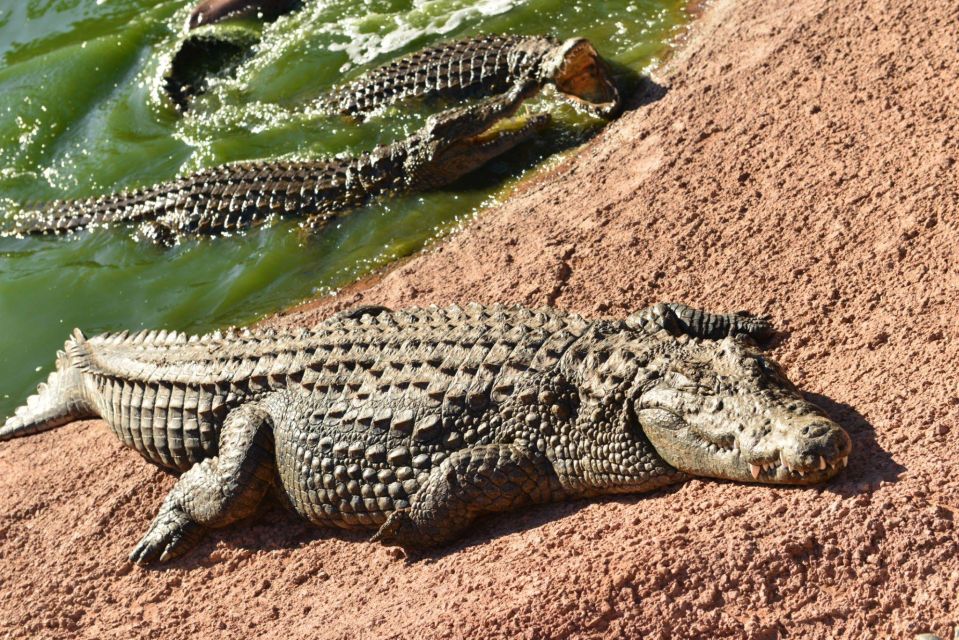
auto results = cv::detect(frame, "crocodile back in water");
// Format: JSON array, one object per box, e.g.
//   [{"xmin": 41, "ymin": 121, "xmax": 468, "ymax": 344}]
[
  {"xmin": 318, "ymin": 34, "xmax": 621, "ymax": 119},
  {"xmin": 6, "ymin": 158, "xmax": 386, "ymax": 240}
]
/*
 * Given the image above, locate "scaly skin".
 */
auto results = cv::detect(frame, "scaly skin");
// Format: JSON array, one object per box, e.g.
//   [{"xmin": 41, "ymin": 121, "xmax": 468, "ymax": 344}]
[
  {"xmin": 1, "ymin": 302, "xmax": 852, "ymax": 564},
  {"xmin": 318, "ymin": 34, "xmax": 621, "ymax": 119},
  {"xmin": 3, "ymin": 82, "xmax": 548, "ymax": 243}
]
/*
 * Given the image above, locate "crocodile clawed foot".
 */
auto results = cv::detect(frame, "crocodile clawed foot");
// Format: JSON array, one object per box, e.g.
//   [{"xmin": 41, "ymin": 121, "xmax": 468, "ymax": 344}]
[
  {"xmin": 370, "ymin": 508, "xmax": 416, "ymax": 548},
  {"xmin": 129, "ymin": 510, "xmax": 205, "ymax": 566},
  {"xmin": 731, "ymin": 311, "xmax": 774, "ymax": 341}
]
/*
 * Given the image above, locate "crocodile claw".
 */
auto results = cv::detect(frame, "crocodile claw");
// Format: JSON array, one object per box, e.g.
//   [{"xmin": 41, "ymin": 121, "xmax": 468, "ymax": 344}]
[
  {"xmin": 370, "ymin": 508, "xmax": 414, "ymax": 547},
  {"xmin": 740, "ymin": 313, "xmax": 774, "ymax": 340},
  {"xmin": 129, "ymin": 510, "xmax": 204, "ymax": 565}
]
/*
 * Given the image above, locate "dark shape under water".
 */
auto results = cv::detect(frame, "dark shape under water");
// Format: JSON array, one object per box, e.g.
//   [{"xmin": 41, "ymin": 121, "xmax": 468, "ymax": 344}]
[
  {"xmin": 166, "ymin": 0, "xmax": 301, "ymax": 112},
  {"xmin": 188, "ymin": 0, "xmax": 301, "ymax": 29},
  {"xmin": 164, "ymin": 21, "xmax": 262, "ymax": 112}
]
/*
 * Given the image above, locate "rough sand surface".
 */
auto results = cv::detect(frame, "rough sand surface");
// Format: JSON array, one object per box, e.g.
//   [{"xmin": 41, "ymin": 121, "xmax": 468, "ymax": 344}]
[{"xmin": 2, "ymin": 0, "xmax": 958, "ymax": 638}]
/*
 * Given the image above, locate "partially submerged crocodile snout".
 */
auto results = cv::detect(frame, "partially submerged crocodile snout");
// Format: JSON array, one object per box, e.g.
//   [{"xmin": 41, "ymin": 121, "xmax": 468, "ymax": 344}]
[
  {"xmin": 637, "ymin": 336, "xmax": 852, "ymax": 485},
  {"xmin": 404, "ymin": 83, "xmax": 550, "ymax": 189}
]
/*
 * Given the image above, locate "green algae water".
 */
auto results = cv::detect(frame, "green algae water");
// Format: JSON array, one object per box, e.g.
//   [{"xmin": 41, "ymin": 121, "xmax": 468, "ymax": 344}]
[{"xmin": 0, "ymin": 0, "xmax": 688, "ymax": 417}]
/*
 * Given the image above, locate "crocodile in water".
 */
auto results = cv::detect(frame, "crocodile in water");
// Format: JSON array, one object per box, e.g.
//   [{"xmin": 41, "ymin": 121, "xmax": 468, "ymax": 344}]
[
  {"xmin": 3, "ymin": 81, "xmax": 547, "ymax": 243},
  {"xmin": 167, "ymin": 16, "xmax": 619, "ymax": 118},
  {"xmin": 317, "ymin": 34, "xmax": 621, "ymax": 120},
  {"xmin": 0, "ymin": 302, "xmax": 852, "ymax": 564}
]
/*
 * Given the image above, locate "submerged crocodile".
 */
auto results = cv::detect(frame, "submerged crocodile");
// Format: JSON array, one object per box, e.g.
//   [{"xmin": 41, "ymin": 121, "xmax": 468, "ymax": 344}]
[
  {"xmin": 187, "ymin": 0, "xmax": 299, "ymax": 29},
  {"xmin": 1, "ymin": 302, "xmax": 852, "ymax": 564},
  {"xmin": 4, "ymin": 82, "xmax": 546, "ymax": 243}
]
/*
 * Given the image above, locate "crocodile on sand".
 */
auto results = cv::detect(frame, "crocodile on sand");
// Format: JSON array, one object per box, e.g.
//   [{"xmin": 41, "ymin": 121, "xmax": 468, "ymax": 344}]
[
  {"xmin": 3, "ymin": 81, "xmax": 547, "ymax": 243},
  {"xmin": 1, "ymin": 302, "xmax": 852, "ymax": 564}
]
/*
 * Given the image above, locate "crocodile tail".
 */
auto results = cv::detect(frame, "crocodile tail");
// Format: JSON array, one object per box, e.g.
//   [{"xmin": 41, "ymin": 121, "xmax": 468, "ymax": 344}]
[
  {"xmin": 0, "ymin": 329, "xmax": 95, "ymax": 441},
  {"xmin": 4, "ymin": 190, "xmax": 153, "ymax": 237}
]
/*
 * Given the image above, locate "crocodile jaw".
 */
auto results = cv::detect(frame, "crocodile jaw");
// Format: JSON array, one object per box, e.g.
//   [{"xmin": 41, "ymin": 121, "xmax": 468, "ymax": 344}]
[
  {"xmin": 633, "ymin": 337, "xmax": 852, "ymax": 486},
  {"xmin": 639, "ymin": 407, "xmax": 851, "ymax": 485},
  {"xmin": 546, "ymin": 38, "xmax": 621, "ymax": 118},
  {"xmin": 459, "ymin": 112, "xmax": 550, "ymax": 148},
  {"xmin": 409, "ymin": 112, "xmax": 551, "ymax": 190}
]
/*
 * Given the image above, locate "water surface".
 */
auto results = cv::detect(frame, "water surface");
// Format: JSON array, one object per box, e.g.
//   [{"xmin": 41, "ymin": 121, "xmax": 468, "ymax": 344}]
[{"xmin": 0, "ymin": 0, "xmax": 688, "ymax": 416}]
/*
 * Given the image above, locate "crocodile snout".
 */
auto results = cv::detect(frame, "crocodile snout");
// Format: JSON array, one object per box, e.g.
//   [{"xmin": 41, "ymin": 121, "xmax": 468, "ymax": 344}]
[
  {"xmin": 745, "ymin": 414, "xmax": 852, "ymax": 483},
  {"xmin": 790, "ymin": 418, "xmax": 852, "ymax": 470}
]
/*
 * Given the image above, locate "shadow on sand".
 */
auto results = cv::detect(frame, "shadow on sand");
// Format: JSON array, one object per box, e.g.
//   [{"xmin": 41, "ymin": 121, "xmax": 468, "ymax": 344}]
[{"xmin": 805, "ymin": 392, "xmax": 904, "ymax": 495}]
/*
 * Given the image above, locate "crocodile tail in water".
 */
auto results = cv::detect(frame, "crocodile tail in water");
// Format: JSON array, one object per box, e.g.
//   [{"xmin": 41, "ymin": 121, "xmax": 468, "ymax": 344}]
[
  {"xmin": 4, "ymin": 189, "xmax": 156, "ymax": 237},
  {"xmin": 0, "ymin": 329, "xmax": 95, "ymax": 441},
  {"xmin": 3, "ymin": 160, "xmax": 349, "ymax": 240}
]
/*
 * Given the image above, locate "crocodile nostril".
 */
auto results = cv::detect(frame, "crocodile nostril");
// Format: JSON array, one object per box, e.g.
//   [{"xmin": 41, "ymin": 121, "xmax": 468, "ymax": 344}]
[{"xmin": 802, "ymin": 422, "xmax": 833, "ymax": 439}]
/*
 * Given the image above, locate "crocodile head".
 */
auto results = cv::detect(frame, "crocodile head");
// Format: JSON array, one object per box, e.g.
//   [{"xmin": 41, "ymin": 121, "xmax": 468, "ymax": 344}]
[
  {"xmin": 541, "ymin": 38, "xmax": 621, "ymax": 118},
  {"xmin": 400, "ymin": 83, "xmax": 551, "ymax": 190},
  {"xmin": 634, "ymin": 334, "xmax": 852, "ymax": 485}
]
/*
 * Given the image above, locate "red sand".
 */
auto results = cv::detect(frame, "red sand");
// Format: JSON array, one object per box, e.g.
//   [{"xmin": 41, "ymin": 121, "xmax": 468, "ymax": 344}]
[{"xmin": 2, "ymin": 0, "xmax": 957, "ymax": 637}]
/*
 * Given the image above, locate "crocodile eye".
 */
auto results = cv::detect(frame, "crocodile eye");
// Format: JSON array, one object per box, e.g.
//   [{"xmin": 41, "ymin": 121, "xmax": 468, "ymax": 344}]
[{"xmin": 756, "ymin": 356, "xmax": 785, "ymax": 380}]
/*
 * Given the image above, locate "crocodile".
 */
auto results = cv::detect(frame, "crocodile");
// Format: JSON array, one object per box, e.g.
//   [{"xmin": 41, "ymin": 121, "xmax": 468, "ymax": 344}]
[
  {"xmin": 317, "ymin": 34, "xmax": 622, "ymax": 120},
  {"xmin": 3, "ymin": 81, "xmax": 547, "ymax": 243},
  {"xmin": 1, "ymin": 302, "xmax": 852, "ymax": 564},
  {"xmin": 167, "ymin": 20, "xmax": 619, "ymax": 119}
]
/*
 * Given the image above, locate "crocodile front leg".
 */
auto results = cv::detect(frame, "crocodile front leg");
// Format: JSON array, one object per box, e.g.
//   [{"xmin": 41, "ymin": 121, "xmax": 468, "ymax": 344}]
[
  {"xmin": 129, "ymin": 403, "xmax": 276, "ymax": 565},
  {"xmin": 371, "ymin": 444, "xmax": 564, "ymax": 549}
]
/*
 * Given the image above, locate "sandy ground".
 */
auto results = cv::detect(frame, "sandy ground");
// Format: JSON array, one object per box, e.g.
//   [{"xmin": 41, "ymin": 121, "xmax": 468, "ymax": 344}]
[{"xmin": 2, "ymin": 0, "xmax": 958, "ymax": 638}]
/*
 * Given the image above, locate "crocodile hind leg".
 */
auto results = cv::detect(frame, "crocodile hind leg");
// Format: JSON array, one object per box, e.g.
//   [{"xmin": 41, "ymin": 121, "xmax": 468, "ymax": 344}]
[
  {"xmin": 627, "ymin": 302, "xmax": 774, "ymax": 341},
  {"xmin": 371, "ymin": 444, "xmax": 564, "ymax": 549},
  {"xmin": 129, "ymin": 403, "xmax": 275, "ymax": 565}
]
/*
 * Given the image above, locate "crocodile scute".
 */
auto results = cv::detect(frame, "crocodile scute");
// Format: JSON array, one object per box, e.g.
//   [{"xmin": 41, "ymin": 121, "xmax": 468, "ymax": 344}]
[{"xmin": 1, "ymin": 302, "xmax": 852, "ymax": 564}]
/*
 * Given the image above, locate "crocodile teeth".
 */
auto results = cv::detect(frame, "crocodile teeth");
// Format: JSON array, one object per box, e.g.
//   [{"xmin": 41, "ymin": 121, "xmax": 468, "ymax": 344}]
[
  {"xmin": 750, "ymin": 463, "xmax": 761, "ymax": 479},
  {"xmin": 819, "ymin": 456, "xmax": 827, "ymax": 470},
  {"xmin": 840, "ymin": 456, "xmax": 848, "ymax": 468}
]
